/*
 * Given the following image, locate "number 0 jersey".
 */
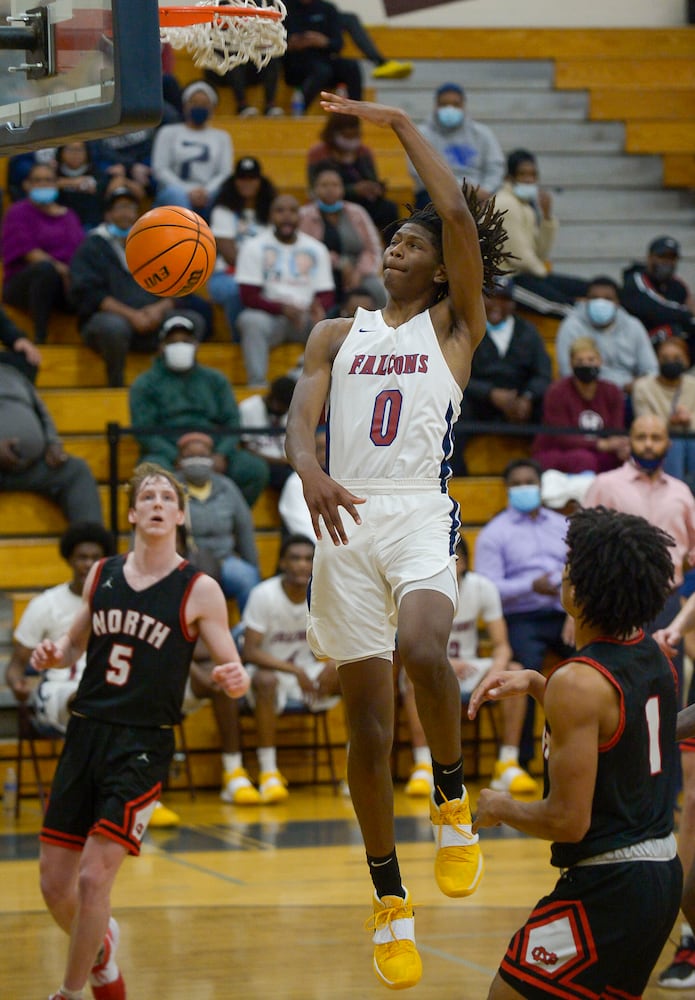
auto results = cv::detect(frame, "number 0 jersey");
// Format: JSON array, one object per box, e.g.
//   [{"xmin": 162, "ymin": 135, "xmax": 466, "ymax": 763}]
[
  {"xmin": 547, "ymin": 631, "xmax": 679, "ymax": 869},
  {"xmin": 70, "ymin": 555, "xmax": 201, "ymax": 728},
  {"xmin": 327, "ymin": 307, "xmax": 463, "ymax": 485}
]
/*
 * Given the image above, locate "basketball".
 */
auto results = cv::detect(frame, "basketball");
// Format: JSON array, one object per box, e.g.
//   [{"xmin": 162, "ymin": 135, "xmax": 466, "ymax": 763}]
[{"xmin": 125, "ymin": 206, "xmax": 216, "ymax": 297}]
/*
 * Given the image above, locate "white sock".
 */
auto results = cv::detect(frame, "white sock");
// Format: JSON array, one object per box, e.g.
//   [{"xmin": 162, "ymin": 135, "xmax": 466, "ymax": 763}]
[
  {"xmin": 682, "ymin": 921, "xmax": 693, "ymax": 942},
  {"xmin": 257, "ymin": 747, "xmax": 277, "ymax": 774},
  {"xmin": 499, "ymin": 745, "xmax": 519, "ymax": 764},
  {"xmin": 59, "ymin": 988, "xmax": 83, "ymax": 1000},
  {"xmin": 222, "ymin": 753, "xmax": 243, "ymax": 773},
  {"xmin": 413, "ymin": 746, "xmax": 431, "ymax": 767}
]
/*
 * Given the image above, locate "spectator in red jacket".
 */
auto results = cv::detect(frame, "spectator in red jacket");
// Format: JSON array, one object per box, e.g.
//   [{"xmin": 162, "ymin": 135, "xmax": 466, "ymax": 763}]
[{"xmin": 533, "ymin": 336, "xmax": 629, "ymax": 474}]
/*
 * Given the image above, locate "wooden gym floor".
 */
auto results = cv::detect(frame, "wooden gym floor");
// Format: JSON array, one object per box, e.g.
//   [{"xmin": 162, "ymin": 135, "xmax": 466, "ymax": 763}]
[{"xmin": 0, "ymin": 782, "xmax": 682, "ymax": 999}]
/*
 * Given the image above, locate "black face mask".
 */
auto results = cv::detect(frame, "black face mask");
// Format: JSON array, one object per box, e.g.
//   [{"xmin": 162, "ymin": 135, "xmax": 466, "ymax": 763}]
[
  {"xmin": 572, "ymin": 365, "xmax": 600, "ymax": 384},
  {"xmin": 659, "ymin": 360, "xmax": 686, "ymax": 380},
  {"xmin": 651, "ymin": 262, "xmax": 676, "ymax": 283}
]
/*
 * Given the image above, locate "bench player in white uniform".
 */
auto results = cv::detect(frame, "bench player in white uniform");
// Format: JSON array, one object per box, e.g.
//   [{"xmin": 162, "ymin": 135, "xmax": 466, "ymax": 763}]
[{"xmin": 286, "ymin": 91, "xmax": 509, "ymax": 991}]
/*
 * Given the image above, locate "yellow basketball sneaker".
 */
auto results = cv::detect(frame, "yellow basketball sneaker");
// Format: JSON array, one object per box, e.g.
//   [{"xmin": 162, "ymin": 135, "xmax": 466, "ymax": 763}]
[
  {"xmin": 221, "ymin": 767, "xmax": 262, "ymax": 805},
  {"xmin": 259, "ymin": 770, "xmax": 289, "ymax": 804},
  {"xmin": 148, "ymin": 801, "xmax": 180, "ymax": 828},
  {"xmin": 430, "ymin": 790, "xmax": 483, "ymax": 897},
  {"xmin": 372, "ymin": 59, "xmax": 413, "ymax": 80},
  {"xmin": 491, "ymin": 760, "xmax": 539, "ymax": 798},
  {"xmin": 404, "ymin": 763, "xmax": 434, "ymax": 798},
  {"xmin": 367, "ymin": 888, "xmax": 422, "ymax": 990}
]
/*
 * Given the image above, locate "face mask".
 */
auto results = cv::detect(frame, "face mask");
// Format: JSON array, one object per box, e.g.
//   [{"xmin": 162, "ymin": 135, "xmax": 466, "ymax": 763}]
[
  {"xmin": 317, "ymin": 199, "xmax": 344, "ymax": 214},
  {"xmin": 179, "ymin": 456, "xmax": 213, "ymax": 487},
  {"xmin": 659, "ymin": 360, "xmax": 686, "ymax": 380},
  {"xmin": 512, "ymin": 182, "xmax": 538, "ymax": 202},
  {"xmin": 106, "ymin": 222, "xmax": 131, "ymax": 240},
  {"xmin": 188, "ymin": 106, "xmax": 210, "ymax": 127},
  {"xmin": 508, "ymin": 484, "xmax": 541, "ymax": 513},
  {"xmin": 652, "ymin": 262, "xmax": 676, "ymax": 282},
  {"xmin": 572, "ymin": 365, "xmax": 600, "ymax": 384},
  {"xmin": 60, "ymin": 164, "xmax": 89, "ymax": 177},
  {"xmin": 587, "ymin": 298, "xmax": 617, "ymax": 327},
  {"xmin": 486, "ymin": 318, "xmax": 512, "ymax": 334},
  {"xmin": 163, "ymin": 341, "xmax": 196, "ymax": 372},
  {"xmin": 437, "ymin": 106, "xmax": 464, "ymax": 129},
  {"xmin": 29, "ymin": 186, "xmax": 58, "ymax": 205},
  {"xmin": 631, "ymin": 451, "xmax": 664, "ymax": 473},
  {"xmin": 333, "ymin": 135, "xmax": 361, "ymax": 152}
]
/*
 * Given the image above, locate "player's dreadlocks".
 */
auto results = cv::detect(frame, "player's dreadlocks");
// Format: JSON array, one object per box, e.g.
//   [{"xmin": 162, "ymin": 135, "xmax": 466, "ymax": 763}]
[
  {"xmin": 565, "ymin": 506, "xmax": 675, "ymax": 638},
  {"xmin": 385, "ymin": 181, "xmax": 512, "ymax": 300}
]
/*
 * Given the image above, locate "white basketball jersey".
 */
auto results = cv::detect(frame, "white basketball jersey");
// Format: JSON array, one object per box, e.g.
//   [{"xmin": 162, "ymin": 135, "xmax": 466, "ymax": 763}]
[{"xmin": 327, "ymin": 307, "xmax": 463, "ymax": 483}]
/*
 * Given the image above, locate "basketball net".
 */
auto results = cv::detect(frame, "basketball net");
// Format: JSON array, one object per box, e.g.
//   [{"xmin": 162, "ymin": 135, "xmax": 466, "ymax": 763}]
[{"xmin": 159, "ymin": 1, "xmax": 287, "ymax": 74}]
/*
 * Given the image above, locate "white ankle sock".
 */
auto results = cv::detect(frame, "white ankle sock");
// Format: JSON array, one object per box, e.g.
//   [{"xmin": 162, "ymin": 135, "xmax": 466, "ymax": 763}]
[
  {"xmin": 223, "ymin": 753, "xmax": 243, "ymax": 773},
  {"xmin": 499, "ymin": 745, "xmax": 519, "ymax": 764},
  {"xmin": 257, "ymin": 747, "xmax": 277, "ymax": 773},
  {"xmin": 59, "ymin": 987, "xmax": 83, "ymax": 1000},
  {"xmin": 413, "ymin": 746, "xmax": 431, "ymax": 767}
]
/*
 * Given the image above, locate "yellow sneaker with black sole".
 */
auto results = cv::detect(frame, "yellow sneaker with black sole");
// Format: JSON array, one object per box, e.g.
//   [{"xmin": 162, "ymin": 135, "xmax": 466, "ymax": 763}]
[
  {"xmin": 367, "ymin": 888, "xmax": 422, "ymax": 990},
  {"xmin": 372, "ymin": 59, "xmax": 413, "ymax": 80},
  {"xmin": 490, "ymin": 760, "xmax": 539, "ymax": 798},
  {"xmin": 430, "ymin": 790, "xmax": 483, "ymax": 897}
]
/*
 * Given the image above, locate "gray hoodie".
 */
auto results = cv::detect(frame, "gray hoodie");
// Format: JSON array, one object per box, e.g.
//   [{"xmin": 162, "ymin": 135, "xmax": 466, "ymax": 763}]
[{"xmin": 407, "ymin": 113, "xmax": 505, "ymax": 195}]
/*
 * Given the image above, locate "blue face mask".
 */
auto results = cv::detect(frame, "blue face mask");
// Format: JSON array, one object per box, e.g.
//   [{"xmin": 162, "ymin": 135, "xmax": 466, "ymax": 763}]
[
  {"xmin": 317, "ymin": 199, "xmax": 344, "ymax": 214},
  {"xmin": 437, "ymin": 106, "xmax": 464, "ymax": 129},
  {"xmin": 188, "ymin": 106, "xmax": 210, "ymax": 127},
  {"xmin": 587, "ymin": 298, "xmax": 618, "ymax": 327},
  {"xmin": 486, "ymin": 318, "xmax": 511, "ymax": 334},
  {"xmin": 512, "ymin": 182, "xmax": 538, "ymax": 202},
  {"xmin": 631, "ymin": 451, "xmax": 664, "ymax": 473},
  {"xmin": 106, "ymin": 222, "xmax": 131, "ymax": 239},
  {"xmin": 508, "ymin": 484, "xmax": 541, "ymax": 513},
  {"xmin": 29, "ymin": 186, "xmax": 58, "ymax": 205}
]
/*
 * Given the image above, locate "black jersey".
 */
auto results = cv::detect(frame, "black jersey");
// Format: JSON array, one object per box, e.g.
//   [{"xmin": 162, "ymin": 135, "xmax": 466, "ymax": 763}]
[
  {"xmin": 71, "ymin": 555, "xmax": 201, "ymax": 728},
  {"xmin": 548, "ymin": 630, "xmax": 678, "ymax": 869}
]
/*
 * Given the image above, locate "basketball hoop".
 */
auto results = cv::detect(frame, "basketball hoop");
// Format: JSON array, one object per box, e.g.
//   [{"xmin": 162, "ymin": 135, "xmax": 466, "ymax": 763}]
[{"xmin": 159, "ymin": 1, "xmax": 287, "ymax": 75}]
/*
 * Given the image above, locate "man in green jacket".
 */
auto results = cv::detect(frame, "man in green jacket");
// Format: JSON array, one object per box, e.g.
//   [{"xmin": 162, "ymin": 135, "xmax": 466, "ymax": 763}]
[{"xmin": 129, "ymin": 315, "xmax": 269, "ymax": 506}]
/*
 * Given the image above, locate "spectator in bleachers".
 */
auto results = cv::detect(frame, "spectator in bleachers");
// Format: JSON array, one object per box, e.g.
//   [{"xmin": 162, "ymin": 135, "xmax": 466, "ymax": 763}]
[
  {"xmin": 399, "ymin": 535, "xmax": 538, "ymax": 799},
  {"xmin": 55, "ymin": 142, "xmax": 109, "ymax": 231},
  {"xmin": 494, "ymin": 148, "xmax": 588, "ymax": 317},
  {"xmin": 337, "ymin": 10, "xmax": 412, "ymax": 80},
  {"xmin": 475, "ymin": 457, "xmax": 573, "ymax": 767},
  {"xmin": 632, "ymin": 337, "xmax": 695, "ymax": 483},
  {"xmin": 235, "ymin": 193, "xmax": 335, "ymax": 387},
  {"xmin": 151, "ymin": 81, "xmax": 233, "ymax": 218},
  {"xmin": 206, "ymin": 61, "xmax": 284, "ymax": 117},
  {"xmin": 307, "ymin": 113, "xmax": 400, "ymax": 231},
  {"xmin": 239, "ymin": 376, "xmax": 296, "ymax": 492},
  {"xmin": 0, "ymin": 363, "xmax": 102, "ymax": 523},
  {"xmin": 337, "ymin": 284, "xmax": 379, "ymax": 319},
  {"xmin": 69, "ymin": 186, "xmax": 210, "ymax": 387},
  {"xmin": 408, "ymin": 83, "xmax": 505, "ymax": 210},
  {"xmin": 1, "ymin": 161, "xmax": 83, "ymax": 344},
  {"xmin": 0, "ymin": 304, "xmax": 41, "ymax": 382},
  {"xmin": 175, "ymin": 431, "xmax": 261, "ymax": 613},
  {"xmin": 129, "ymin": 313, "xmax": 269, "ymax": 506},
  {"xmin": 462, "ymin": 276, "xmax": 551, "ymax": 424},
  {"xmin": 5, "ymin": 148, "xmax": 56, "ymax": 202},
  {"xmin": 556, "ymin": 275, "xmax": 658, "ymax": 394},
  {"xmin": 533, "ymin": 336, "xmax": 628, "ymax": 474},
  {"xmin": 240, "ymin": 533, "xmax": 341, "ymax": 803},
  {"xmin": 283, "ymin": 0, "xmax": 362, "ymax": 112},
  {"xmin": 622, "ymin": 235, "xmax": 695, "ymax": 350},
  {"xmin": 208, "ymin": 156, "xmax": 277, "ymax": 341},
  {"xmin": 298, "ymin": 166, "xmax": 386, "ymax": 306},
  {"xmin": 93, "ymin": 127, "xmax": 156, "ymax": 201}
]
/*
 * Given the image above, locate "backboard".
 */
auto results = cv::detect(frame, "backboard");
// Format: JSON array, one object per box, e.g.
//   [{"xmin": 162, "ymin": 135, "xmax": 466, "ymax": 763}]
[{"xmin": 0, "ymin": 0, "xmax": 162, "ymax": 153}]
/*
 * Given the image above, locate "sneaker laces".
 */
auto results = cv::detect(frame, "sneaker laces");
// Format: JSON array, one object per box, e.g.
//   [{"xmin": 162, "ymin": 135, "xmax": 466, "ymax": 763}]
[
  {"xmin": 365, "ymin": 899, "xmax": 418, "ymax": 940},
  {"xmin": 435, "ymin": 788, "xmax": 476, "ymax": 842}
]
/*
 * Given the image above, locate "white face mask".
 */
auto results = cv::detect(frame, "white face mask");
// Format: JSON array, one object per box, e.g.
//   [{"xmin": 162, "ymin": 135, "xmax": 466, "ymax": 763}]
[
  {"xmin": 512, "ymin": 182, "xmax": 539, "ymax": 202},
  {"xmin": 163, "ymin": 341, "xmax": 196, "ymax": 372}
]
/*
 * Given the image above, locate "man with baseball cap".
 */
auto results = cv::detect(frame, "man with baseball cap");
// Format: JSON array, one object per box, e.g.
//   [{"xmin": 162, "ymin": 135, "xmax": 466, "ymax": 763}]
[
  {"xmin": 129, "ymin": 314, "xmax": 269, "ymax": 506},
  {"xmin": 623, "ymin": 234, "xmax": 695, "ymax": 350}
]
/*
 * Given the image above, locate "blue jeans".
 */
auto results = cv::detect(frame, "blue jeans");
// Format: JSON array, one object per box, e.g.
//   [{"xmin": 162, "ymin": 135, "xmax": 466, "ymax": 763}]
[
  {"xmin": 664, "ymin": 437, "xmax": 695, "ymax": 483},
  {"xmin": 153, "ymin": 183, "xmax": 215, "ymax": 221},
  {"xmin": 220, "ymin": 555, "xmax": 261, "ymax": 613},
  {"xmin": 207, "ymin": 271, "xmax": 243, "ymax": 340}
]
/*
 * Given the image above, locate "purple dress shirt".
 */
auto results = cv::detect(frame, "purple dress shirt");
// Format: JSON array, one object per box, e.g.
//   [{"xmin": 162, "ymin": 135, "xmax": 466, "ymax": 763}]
[
  {"xmin": 474, "ymin": 505, "xmax": 568, "ymax": 615},
  {"xmin": 1, "ymin": 199, "xmax": 84, "ymax": 284}
]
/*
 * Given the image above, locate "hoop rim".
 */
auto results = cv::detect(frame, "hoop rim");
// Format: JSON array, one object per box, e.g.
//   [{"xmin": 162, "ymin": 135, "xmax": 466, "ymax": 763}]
[{"xmin": 159, "ymin": 5, "xmax": 283, "ymax": 28}]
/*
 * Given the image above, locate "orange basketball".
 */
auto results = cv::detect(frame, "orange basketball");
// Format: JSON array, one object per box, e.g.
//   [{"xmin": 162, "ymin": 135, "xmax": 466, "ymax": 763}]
[{"xmin": 125, "ymin": 205, "xmax": 216, "ymax": 297}]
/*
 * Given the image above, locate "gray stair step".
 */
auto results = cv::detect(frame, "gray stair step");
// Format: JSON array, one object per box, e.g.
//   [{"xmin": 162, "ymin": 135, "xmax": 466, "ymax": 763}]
[
  {"xmin": 553, "ymin": 188, "xmax": 695, "ymax": 222},
  {"xmin": 373, "ymin": 86, "xmax": 587, "ymax": 120},
  {"xmin": 490, "ymin": 121, "xmax": 625, "ymax": 153},
  {"xmin": 535, "ymin": 153, "xmax": 663, "ymax": 188},
  {"xmin": 553, "ymin": 222, "xmax": 695, "ymax": 257},
  {"xmin": 370, "ymin": 59, "xmax": 555, "ymax": 88}
]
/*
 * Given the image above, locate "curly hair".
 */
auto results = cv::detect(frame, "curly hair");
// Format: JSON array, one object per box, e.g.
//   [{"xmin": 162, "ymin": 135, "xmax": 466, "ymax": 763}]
[
  {"xmin": 385, "ymin": 182, "xmax": 512, "ymax": 298},
  {"xmin": 565, "ymin": 506, "xmax": 675, "ymax": 638},
  {"xmin": 212, "ymin": 171, "xmax": 277, "ymax": 225}
]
